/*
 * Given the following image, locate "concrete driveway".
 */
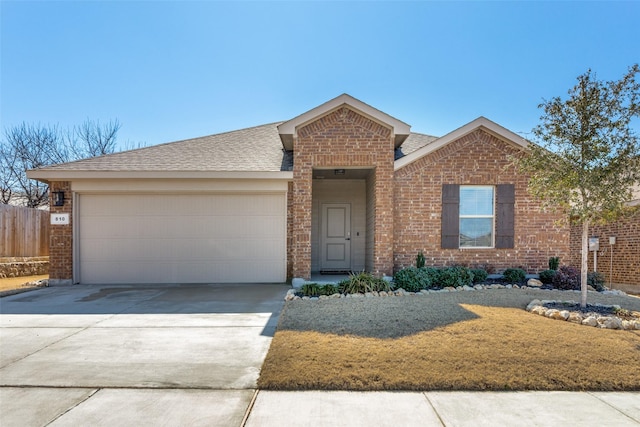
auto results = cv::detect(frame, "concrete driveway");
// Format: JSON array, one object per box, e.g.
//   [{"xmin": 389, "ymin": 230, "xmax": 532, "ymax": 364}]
[{"xmin": 0, "ymin": 283, "xmax": 288, "ymax": 426}]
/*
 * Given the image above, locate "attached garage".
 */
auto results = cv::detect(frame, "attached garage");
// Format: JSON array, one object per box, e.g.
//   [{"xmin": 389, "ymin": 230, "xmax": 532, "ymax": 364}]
[{"xmin": 76, "ymin": 191, "xmax": 287, "ymax": 284}]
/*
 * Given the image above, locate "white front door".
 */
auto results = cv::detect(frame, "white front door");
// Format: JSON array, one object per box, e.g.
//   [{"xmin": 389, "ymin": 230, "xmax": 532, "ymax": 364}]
[{"xmin": 320, "ymin": 203, "xmax": 351, "ymax": 271}]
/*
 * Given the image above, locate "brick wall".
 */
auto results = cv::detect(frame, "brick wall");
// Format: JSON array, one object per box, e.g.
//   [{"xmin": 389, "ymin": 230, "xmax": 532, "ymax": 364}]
[
  {"xmin": 393, "ymin": 129, "xmax": 570, "ymax": 274},
  {"xmin": 49, "ymin": 181, "xmax": 73, "ymax": 283},
  {"xmin": 290, "ymin": 107, "xmax": 395, "ymax": 279},
  {"xmin": 569, "ymin": 209, "xmax": 639, "ymax": 288}
]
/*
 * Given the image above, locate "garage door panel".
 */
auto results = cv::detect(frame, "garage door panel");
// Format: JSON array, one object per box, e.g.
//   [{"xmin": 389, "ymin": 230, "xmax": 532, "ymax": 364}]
[{"xmin": 79, "ymin": 193, "xmax": 286, "ymax": 284}]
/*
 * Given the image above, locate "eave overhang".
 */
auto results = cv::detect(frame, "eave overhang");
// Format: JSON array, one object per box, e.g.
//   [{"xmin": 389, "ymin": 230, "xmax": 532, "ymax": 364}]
[
  {"xmin": 394, "ymin": 116, "xmax": 530, "ymax": 171},
  {"xmin": 26, "ymin": 170, "xmax": 294, "ymax": 183}
]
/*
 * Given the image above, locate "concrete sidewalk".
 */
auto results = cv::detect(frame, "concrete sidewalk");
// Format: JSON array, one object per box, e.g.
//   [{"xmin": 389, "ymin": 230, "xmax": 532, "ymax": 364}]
[
  {"xmin": 2, "ymin": 388, "xmax": 638, "ymax": 426},
  {"xmin": 245, "ymin": 390, "xmax": 640, "ymax": 426}
]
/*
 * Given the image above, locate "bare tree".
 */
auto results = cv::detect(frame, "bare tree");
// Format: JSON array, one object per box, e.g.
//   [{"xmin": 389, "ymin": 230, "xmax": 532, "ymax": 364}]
[
  {"xmin": 68, "ymin": 118, "xmax": 121, "ymax": 159},
  {"xmin": 1, "ymin": 119, "xmax": 121, "ymax": 208}
]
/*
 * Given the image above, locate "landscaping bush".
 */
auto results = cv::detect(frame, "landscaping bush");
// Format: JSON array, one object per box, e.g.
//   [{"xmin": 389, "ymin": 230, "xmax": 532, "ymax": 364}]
[
  {"xmin": 393, "ymin": 267, "xmax": 432, "ymax": 292},
  {"xmin": 416, "ymin": 251, "xmax": 425, "ymax": 268},
  {"xmin": 436, "ymin": 266, "xmax": 474, "ymax": 288},
  {"xmin": 300, "ymin": 283, "xmax": 340, "ymax": 297},
  {"xmin": 300, "ymin": 283, "xmax": 322, "ymax": 296},
  {"xmin": 552, "ymin": 266, "xmax": 581, "ymax": 290},
  {"xmin": 548, "ymin": 257, "xmax": 560, "ymax": 271},
  {"xmin": 588, "ymin": 272, "xmax": 606, "ymax": 292},
  {"xmin": 502, "ymin": 268, "xmax": 526, "ymax": 284},
  {"xmin": 470, "ymin": 268, "xmax": 488, "ymax": 284},
  {"xmin": 538, "ymin": 269, "xmax": 556, "ymax": 284},
  {"xmin": 339, "ymin": 272, "xmax": 390, "ymax": 294}
]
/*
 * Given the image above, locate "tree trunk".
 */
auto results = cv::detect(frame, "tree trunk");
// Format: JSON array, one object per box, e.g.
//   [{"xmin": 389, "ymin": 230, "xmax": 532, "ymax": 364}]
[{"xmin": 581, "ymin": 220, "xmax": 589, "ymax": 308}]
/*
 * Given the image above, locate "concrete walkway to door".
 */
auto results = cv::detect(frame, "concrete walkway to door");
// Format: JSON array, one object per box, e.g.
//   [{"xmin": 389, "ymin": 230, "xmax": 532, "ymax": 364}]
[{"xmin": 0, "ymin": 283, "xmax": 289, "ymax": 426}]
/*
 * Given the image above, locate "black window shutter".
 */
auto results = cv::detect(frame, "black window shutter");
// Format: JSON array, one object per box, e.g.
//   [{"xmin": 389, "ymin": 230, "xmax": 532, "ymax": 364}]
[
  {"xmin": 495, "ymin": 184, "xmax": 515, "ymax": 249},
  {"xmin": 441, "ymin": 184, "xmax": 460, "ymax": 249}
]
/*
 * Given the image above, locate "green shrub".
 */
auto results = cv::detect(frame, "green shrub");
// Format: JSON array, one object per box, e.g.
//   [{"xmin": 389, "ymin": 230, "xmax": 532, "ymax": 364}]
[
  {"xmin": 502, "ymin": 268, "xmax": 526, "ymax": 284},
  {"xmin": 300, "ymin": 283, "xmax": 322, "ymax": 296},
  {"xmin": 393, "ymin": 267, "xmax": 432, "ymax": 292},
  {"xmin": 588, "ymin": 272, "xmax": 606, "ymax": 292},
  {"xmin": 436, "ymin": 266, "xmax": 474, "ymax": 288},
  {"xmin": 339, "ymin": 272, "xmax": 390, "ymax": 294},
  {"xmin": 300, "ymin": 283, "xmax": 340, "ymax": 296},
  {"xmin": 538, "ymin": 269, "xmax": 556, "ymax": 284},
  {"xmin": 416, "ymin": 251, "xmax": 426, "ymax": 268},
  {"xmin": 552, "ymin": 266, "xmax": 580, "ymax": 290},
  {"xmin": 470, "ymin": 268, "xmax": 488, "ymax": 284},
  {"xmin": 548, "ymin": 257, "xmax": 560, "ymax": 271}
]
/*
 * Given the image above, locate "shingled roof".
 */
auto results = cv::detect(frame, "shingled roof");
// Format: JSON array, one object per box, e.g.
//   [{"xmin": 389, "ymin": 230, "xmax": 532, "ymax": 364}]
[{"xmin": 30, "ymin": 122, "xmax": 438, "ymax": 174}]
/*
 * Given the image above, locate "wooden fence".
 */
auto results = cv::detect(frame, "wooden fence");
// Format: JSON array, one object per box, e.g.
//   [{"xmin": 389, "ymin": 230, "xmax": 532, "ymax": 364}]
[{"xmin": 0, "ymin": 204, "xmax": 49, "ymax": 257}]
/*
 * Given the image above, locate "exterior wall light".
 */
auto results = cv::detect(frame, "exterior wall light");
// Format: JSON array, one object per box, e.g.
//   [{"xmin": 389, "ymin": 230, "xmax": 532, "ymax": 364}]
[{"xmin": 52, "ymin": 191, "xmax": 65, "ymax": 207}]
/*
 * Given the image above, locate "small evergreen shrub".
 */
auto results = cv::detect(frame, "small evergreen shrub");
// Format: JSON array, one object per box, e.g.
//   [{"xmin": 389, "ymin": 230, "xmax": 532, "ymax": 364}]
[
  {"xmin": 588, "ymin": 272, "xmax": 606, "ymax": 292},
  {"xmin": 393, "ymin": 267, "xmax": 432, "ymax": 292},
  {"xmin": 470, "ymin": 268, "xmax": 488, "ymax": 284},
  {"xmin": 502, "ymin": 268, "xmax": 526, "ymax": 284},
  {"xmin": 339, "ymin": 272, "xmax": 390, "ymax": 294},
  {"xmin": 552, "ymin": 266, "xmax": 581, "ymax": 290},
  {"xmin": 300, "ymin": 283, "xmax": 322, "ymax": 296},
  {"xmin": 548, "ymin": 257, "xmax": 560, "ymax": 271},
  {"xmin": 538, "ymin": 269, "xmax": 556, "ymax": 284},
  {"xmin": 436, "ymin": 266, "xmax": 474, "ymax": 288},
  {"xmin": 321, "ymin": 284, "xmax": 340, "ymax": 295},
  {"xmin": 416, "ymin": 251, "xmax": 426, "ymax": 268}
]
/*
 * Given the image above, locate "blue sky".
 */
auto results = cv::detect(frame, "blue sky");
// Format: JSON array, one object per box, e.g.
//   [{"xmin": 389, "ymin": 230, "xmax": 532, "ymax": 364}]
[{"xmin": 2, "ymin": 1, "xmax": 639, "ymax": 150}]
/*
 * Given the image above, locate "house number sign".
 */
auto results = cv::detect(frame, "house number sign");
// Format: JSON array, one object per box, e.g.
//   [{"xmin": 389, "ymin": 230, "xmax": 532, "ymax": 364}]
[{"xmin": 51, "ymin": 213, "xmax": 70, "ymax": 225}]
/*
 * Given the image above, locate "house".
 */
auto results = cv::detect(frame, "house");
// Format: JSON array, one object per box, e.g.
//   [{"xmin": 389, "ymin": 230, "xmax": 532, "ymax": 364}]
[
  {"xmin": 28, "ymin": 94, "xmax": 569, "ymax": 286},
  {"xmin": 570, "ymin": 185, "xmax": 640, "ymax": 293}
]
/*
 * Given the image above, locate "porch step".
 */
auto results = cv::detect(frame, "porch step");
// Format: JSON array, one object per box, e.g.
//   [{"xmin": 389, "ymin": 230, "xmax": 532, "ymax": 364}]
[{"xmin": 320, "ymin": 269, "xmax": 352, "ymax": 275}]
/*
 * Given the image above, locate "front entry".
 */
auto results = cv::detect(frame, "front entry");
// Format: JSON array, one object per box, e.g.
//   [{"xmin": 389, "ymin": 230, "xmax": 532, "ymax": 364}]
[{"xmin": 320, "ymin": 203, "xmax": 351, "ymax": 272}]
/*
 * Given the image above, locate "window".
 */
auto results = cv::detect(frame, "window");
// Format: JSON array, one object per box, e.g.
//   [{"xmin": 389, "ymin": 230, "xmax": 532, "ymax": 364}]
[
  {"xmin": 441, "ymin": 184, "xmax": 514, "ymax": 249},
  {"xmin": 459, "ymin": 186, "xmax": 494, "ymax": 248}
]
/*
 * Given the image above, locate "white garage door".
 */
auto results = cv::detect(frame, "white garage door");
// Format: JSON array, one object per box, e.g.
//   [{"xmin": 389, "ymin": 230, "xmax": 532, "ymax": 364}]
[{"xmin": 78, "ymin": 193, "xmax": 286, "ymax": 284}]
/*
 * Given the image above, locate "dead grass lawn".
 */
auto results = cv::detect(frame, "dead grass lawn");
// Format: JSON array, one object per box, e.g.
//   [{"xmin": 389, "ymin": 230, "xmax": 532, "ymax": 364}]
[
  {"xmin": 259, "ymin": 303, "xmax": 640, "ymax": 391},
  {"xmin": 0, "ymin": 275, "xmax": 48, "ymax": 292}
]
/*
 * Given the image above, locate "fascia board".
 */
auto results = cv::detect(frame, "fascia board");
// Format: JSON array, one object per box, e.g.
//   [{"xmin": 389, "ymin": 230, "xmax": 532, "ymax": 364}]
[
  {"xmin": 394, "ymin": 117, "xmax": 530, "ymax": 171},
  {"xmin": 26, "ymin": 170, "xmax": 294, "ymax": 182}
]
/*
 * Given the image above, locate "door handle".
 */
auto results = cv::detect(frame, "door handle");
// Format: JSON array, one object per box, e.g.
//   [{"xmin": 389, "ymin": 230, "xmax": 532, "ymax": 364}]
[{"xmin": 345, "ymin": 238, "xmax": 351, "ymax": 241}]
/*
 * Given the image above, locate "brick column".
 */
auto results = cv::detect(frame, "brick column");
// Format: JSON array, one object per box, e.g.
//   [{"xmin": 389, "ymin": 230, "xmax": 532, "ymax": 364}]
[{"xmin": 49, "ymin": 181, "xmax": 73, "ymax": 285}]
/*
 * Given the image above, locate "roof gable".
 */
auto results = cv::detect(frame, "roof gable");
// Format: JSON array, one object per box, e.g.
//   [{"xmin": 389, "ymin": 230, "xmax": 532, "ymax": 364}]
[
  {"xmin": 394, "ymin": 117, "xmax": 529, "ymax": 170},
  {"xmin": 277, "ymin": 94, "xmax": 411, "ymax": 150}
]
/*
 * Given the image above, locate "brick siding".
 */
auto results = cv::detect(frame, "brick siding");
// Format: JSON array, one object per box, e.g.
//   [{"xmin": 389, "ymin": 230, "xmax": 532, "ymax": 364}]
[
  {"xmin": 569, "ymin": 209, "xmax": 639, "ymax": 288},
  {"xmin": 49, "ymin": 181, "xmax": 73, "ymax": 281},
  {"xmin": 290, "ymin": 107, "xmax": 395, "ymax": 279},
  {"xmin": 393, "ymin": 129, "xmax": 570, "ymax": 273}
]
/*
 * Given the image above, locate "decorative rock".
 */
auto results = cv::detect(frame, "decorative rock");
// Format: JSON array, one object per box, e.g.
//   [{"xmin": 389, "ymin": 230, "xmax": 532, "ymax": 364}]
[
  {"xmin": 291, "ymin": 278, "xmax": 305, "ymax": 289},
  {"xmin": 621, "ymin": 320, "xmax": 636, "ymax": 330},
  {"xmin": 526, "ymin": 299, "xmax": 542, "ymax": 311},
  {"xmin": 599, "ymin": 317, "xmax": 622, "ymax": 330},
  {"xmin": 568, "ymin": 312, "xmax": 584, "ymax": 323},
  {"xmin": 527, "ymin": 278, "xmax": 543, "ymax": 287},
  {"xmin": 474, "ymin": 285, "xmax": 483, "ymax": 290},
  {"xmin": 462, "ymin": 285, "xmax": 475, "ymax": 291},
  {"xmin": 582, "ymin": 316, "xmax": 598, "ymax": 327},
  {"xmin": 444, "ymin": 287, "xmax": 456, "ymax": 292},
  {"xmin": 531, "ymin": 306, "xmax": 547, "ymax": 316},
  {"xmin": 545, "ymin": 309, "xmax": 560, "ymax": 318}
]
